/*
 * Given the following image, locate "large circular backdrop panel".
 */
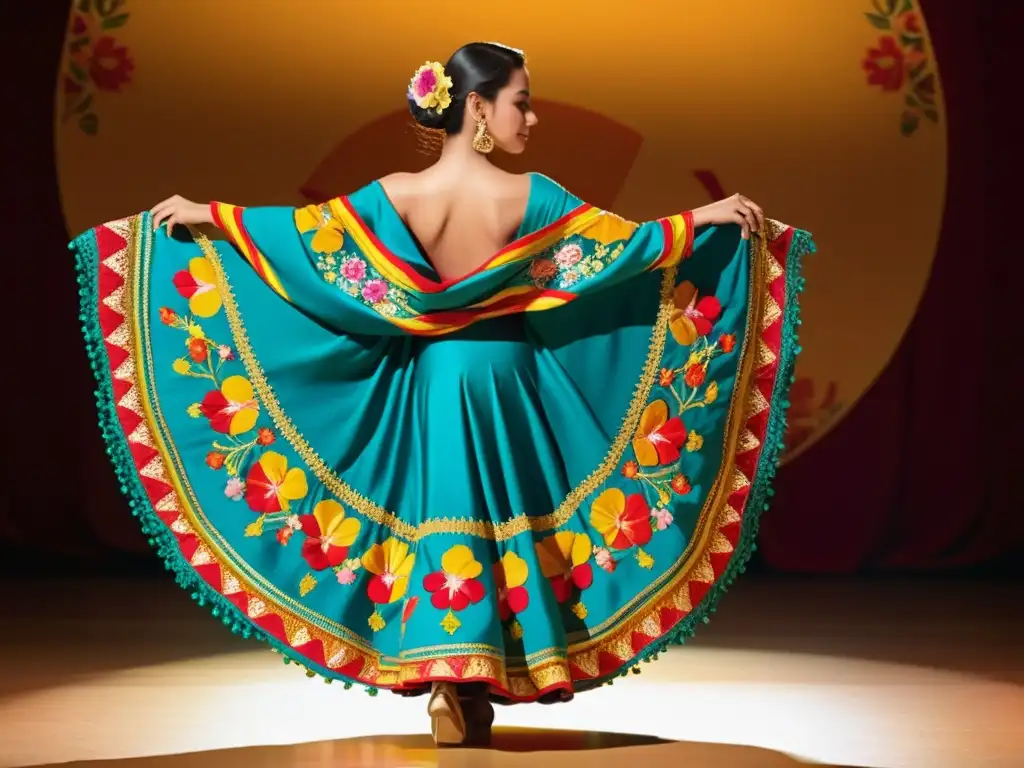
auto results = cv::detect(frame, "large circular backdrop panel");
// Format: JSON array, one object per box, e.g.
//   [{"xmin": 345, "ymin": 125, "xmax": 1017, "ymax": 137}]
[{"xmin": 56, "ymin": 0, "xmax": 946, "ymax": 463}]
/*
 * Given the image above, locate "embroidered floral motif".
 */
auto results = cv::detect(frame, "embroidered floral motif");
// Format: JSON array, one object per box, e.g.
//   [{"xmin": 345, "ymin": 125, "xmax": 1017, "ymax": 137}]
[
  {"xmin": 493, "ymin": 551, "xmax": 531, "ymax": 639},
  {"xmin": 589, "ymin": 489, "xmax": 656, "ymax": 570},
  {"xmin": 362, "ymin": 538, "xmax": 416, "ymax": 631},
  {"xmin": 528, "ymin": 235, "xmax": 621, "ymax": 290},
  {"xmin": 423, "ymin": 545, "xmax": 487, "ymax": 636},
  {"xmin": 535, "ymin": 531, "xmax": 593, "ymax": 617},
  {"xmin": 298, "ymin": 202, "xmax": 414, "ymax": 320}
]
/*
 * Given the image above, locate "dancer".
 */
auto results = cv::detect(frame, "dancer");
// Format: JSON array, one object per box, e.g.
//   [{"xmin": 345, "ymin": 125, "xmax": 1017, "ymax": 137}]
[{"xmin": 70, "ymin": 42, "xmax": 814, "ymax": 746}]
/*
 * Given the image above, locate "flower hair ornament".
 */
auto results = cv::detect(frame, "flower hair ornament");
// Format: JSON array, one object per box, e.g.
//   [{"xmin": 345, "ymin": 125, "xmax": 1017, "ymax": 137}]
[{"xmin": 408, "ymin": 61, "xmax": 453, "ymax": 115}]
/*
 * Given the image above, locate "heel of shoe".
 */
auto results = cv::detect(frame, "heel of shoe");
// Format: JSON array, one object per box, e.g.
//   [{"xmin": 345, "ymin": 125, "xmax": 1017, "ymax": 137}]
[{"xmin": 428, "ymin": 683, "xmax": 467, "ymax": 747}]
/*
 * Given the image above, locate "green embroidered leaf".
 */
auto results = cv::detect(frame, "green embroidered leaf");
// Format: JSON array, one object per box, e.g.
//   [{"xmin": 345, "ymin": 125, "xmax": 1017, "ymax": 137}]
[
  {"xmin": 68, "ymin": 61, "xmax": 88, "ymax": 83},
  {"xmin": 899, "ymin": 0, "xmax": 914, "ymax": 12},
  {"xmin": 871, "ymin": 0, "xmax": 898, "ymax": 16},
  {"xmin": 865, "ymin": 13, "xmax": 891, "ymax": 30},
  {"xmin": 73, "ymin": 94, "xmax": 93, "ymax": 115},
  {"xmin": 101, "ymin": 13, "xmax": 129, "ymax": 30},
  {"xmin": 79, "ymin": 112, "xmax": 99, "ymax": 136},
  {"xmin": 923, "ymin": 108, "xmax": 939, "ymax": 123},
  {"xmin": 899, "ymin": 112, "xmax": 920, "ymax": 137}
]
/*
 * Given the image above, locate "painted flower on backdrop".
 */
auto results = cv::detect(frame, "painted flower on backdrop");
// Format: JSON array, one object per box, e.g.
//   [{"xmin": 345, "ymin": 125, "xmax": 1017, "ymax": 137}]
[
  {"xmin": 862, "ymin": 0, "xmax": 940, "ymax": 136},
  {"xmin": 62, "ymin": 0, "xmax": 134, "ymax": 136}
]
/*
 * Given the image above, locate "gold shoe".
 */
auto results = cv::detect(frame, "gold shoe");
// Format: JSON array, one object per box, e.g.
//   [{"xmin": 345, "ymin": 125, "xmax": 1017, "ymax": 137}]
[{"xmin": 428, "ymin": 682, "xmax": 467, "ymax": 746}]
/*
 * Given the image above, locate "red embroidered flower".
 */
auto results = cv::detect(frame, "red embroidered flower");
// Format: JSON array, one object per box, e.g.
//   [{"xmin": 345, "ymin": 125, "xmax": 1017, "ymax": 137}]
[
  {"xmin": 89, "ymin": 36, "xmax": 134, "ymax": 93},
  {"xmin": 719, "ymin": 333, "xmax": 736, "ymax": 353},
  {"xmin": 633, "ymin": 399, "xmax": 687, "ymax": 467},
  {"xmin": 256, "ymin": 428, "xmax": 276, "ymax": 446},
  {"xmin": 493, "ymin": 551, "xmax": 530, "ymax": 621},
  {"xmin": 863, "ymin": 37, "xmax": 905, "ymax": 93},
  {"xmin": 423, "ymin": 545, "xmax": 486, "ymax": 611},
  {"xmin": 590, "ymin": 489, "xmax": 653, "ymax": 550},
  {"xmin": 205, "ymin": 451, "xmax": 225, "ymax": 470},
  {"xmin": 159, "ymin": 307, "xmax": 177, "ymax": 325},
  {"xmin": 684, "ymin": 364, "xmax": 706, "ymax": 388},
  {"xmin": 671, "ymin": 474, "xmax": 692, "ymax": 495},
  {"xmin": 299, "ymin": 500, "xmax": 361, "ymax": 571},
  {"xmin": 658, "ymin": 368, "xmax": 676, "ymax": 387},
  {"xmin": 536, "ymin": 532, "xmax": 593, "ymax": 604},
  {"xmin": 188, "ymin": 337, "xmax": 208, "ymax": 363},
  {"xmin": 621, "ymin": 460, "xmax": 640, "ymax": 479}
]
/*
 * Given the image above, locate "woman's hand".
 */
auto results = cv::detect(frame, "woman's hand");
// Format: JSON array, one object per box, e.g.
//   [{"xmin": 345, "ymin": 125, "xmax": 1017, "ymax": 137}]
[
  {"xmin": 150, "ymin": 195, "xmax": 213, "ymax": 233},
  {"xmin": 690, "ymin": 193, "xmax": 764, "ymax": 240}
]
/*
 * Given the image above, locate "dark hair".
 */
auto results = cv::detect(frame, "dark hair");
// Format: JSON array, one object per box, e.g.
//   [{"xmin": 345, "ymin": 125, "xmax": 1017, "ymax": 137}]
[{"xmin": 408, "ymin": 42, "xmax": 526, "ymax": 135}]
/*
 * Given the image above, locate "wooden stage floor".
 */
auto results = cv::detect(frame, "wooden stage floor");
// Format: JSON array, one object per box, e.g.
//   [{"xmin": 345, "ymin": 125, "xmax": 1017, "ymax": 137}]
[{"xmin": 1, "ymin": 574, "xmax": 1020, "ymax": 768}]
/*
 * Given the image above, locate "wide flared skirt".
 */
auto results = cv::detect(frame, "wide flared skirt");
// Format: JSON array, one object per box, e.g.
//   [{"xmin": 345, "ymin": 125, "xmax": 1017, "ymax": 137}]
[{"xmin": 71, "ymin": 215, "xmax": 812, "ymax": 702}]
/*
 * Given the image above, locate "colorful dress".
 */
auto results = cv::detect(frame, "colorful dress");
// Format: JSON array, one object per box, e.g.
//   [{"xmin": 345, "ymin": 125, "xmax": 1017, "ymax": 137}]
[{"xmin": 70, "ymin": 172, "xmax": 814, "ymax": 702}]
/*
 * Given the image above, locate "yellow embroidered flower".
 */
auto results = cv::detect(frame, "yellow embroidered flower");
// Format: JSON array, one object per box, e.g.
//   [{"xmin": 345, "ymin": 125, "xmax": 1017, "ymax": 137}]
[
  {"xmin": 571, "ymin": 601, "xmax": 588, "ymax": 620},
  {"xmin": 295, "ymin": 204, "xmax": 345, "ymax": 255},
  {"xmin": 172, "ymin": 359, "xmax": 191, "ymax": 375},
  {"xmin": 705, "ymin": 381, "xmax": 719, "ymax": 404},
  {"xmin": 686, "ymin": 431, "xmax": 704, "ymax": 452}
]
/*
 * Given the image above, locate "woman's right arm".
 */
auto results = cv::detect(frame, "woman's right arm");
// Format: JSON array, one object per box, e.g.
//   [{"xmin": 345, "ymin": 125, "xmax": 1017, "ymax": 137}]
[{"xmin": 149, "ymin": 195, "xmax": 215, "ymax": 233}]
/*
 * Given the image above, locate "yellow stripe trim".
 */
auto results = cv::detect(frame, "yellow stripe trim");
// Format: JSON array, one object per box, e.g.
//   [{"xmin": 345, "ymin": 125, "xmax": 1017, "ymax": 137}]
[{"xmin": 215, "ymin": 203, "xmax": 290, "ymax": 301}]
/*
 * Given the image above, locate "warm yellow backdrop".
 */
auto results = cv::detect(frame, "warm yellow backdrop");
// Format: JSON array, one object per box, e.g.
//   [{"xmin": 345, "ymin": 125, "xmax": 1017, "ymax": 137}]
[{"xmin": 56, "ymin": 0, "xmax": 946, "ymax": 462}]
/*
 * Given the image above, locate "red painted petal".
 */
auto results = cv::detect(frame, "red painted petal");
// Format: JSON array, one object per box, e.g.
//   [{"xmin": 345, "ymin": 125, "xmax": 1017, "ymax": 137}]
[
  {"xmin": 463, "ymin": 578, "xmax": 486, "ymax": 604},
  {"xmin": 325, "ymin": 545, "xmax": 348, "ymax": 569},
  {"xmin": 301, "ymin": 538, "xmax": 330, "ymax": 571},
  {"xmin": 498, "ymin": 598, "xmax": 511, "ymax": 622},
  {"xmin": 200, "ymin": 390, "xmax": 233, "ymax": 434},
  {"xmin": 366, "ymin": 575, "xmax": 393, "ymax": 604},
  {"xmin": 423, "ymin": 571, "xmax": 446, "ymax": 593},
  {"xmin": 623, "ymin": 495, "xmax": 653, "ymax": 546},
  {"xmin": 696, "ymin": 296, "xmax": 721, "ymax": 321},
  {"xmin": 173, "ymin": 270, "xmax": 199, "ymax": 298},
  {"xmin": 653, "ymin": 416, "xmax": 687, "ymax": 464},
  {"xmin": 572, "ymin": 563, "xmax": 594, "ymax": 591},
  {"xmin": 507, "ymin": 586, "xmax": 529, "ymax": 614},
  {"xmin": 431, "ymin": 590, "xmax": 452, "ymax": 610},
  {"xmin": 450, "ymin": 589, "xmax": 470, "ymax": 612},
  {"xmin": 297, "ymin": 514, "xmax": 320, "ymax": 537},
  {"xmin": 244, "ymin": 463, "xmax": 280, "ymax": 514},
  {"xmin": 549, "ymin": 575, "xmax": 572, "ymax": 603}
]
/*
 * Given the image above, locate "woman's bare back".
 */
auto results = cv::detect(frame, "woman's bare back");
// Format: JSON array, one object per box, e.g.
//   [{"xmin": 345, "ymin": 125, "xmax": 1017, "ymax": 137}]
[{"xmin": 378, "ymin": 168, "xmax": 532, "ymax": 282}]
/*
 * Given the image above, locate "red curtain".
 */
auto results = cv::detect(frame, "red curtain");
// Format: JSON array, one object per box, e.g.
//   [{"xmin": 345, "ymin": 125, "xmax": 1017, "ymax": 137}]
[{"xmin": 5, "ymin": 0, "xmax": 1018, "ymax": 571}]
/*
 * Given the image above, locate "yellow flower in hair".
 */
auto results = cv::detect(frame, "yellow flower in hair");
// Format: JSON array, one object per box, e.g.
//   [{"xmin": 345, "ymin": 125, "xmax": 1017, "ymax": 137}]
[{"xmin": 409, "ymin": 61, "xmax": 453, "ymax": 114}]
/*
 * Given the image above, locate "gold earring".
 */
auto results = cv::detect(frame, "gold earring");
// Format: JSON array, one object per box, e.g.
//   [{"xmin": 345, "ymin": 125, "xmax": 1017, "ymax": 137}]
[{"xmin": 472, "ymin": 117, "xmax": 494, "ymax": 154}]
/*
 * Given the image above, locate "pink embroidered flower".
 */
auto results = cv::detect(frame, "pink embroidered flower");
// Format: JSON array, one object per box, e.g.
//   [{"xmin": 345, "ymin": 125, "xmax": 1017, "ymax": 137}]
[
  {"xmin": 554, "ymin": 243, "xmax": 584, "ymax": 268},
  {"xmin": 336, "ymin": 567, "xmax": 357, "ymax": 585},
  {"xmin": 529, "ymin": 258, "xmax": 558, "ymax": 283},
  {"xmin": 361, "ymin": 279, "xmax": 388, "ymax": 304},
  {"xmin": 652, "ymin": 507, "xmax": 674, "ymax": 531},
  {"xmin": 217, "ymin": 345, "xmax": 234, "ymax": 361},
  {"xmin": 341, "ymin": 257, "xmax": 367, "ymax": 282},
  {"xmin": 593, "ymin": 547, "xmax": 615, "ymax": 573},
  {"xmin": 224, "ymin": 478, "xmax": 245, "ymax": 501}
]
